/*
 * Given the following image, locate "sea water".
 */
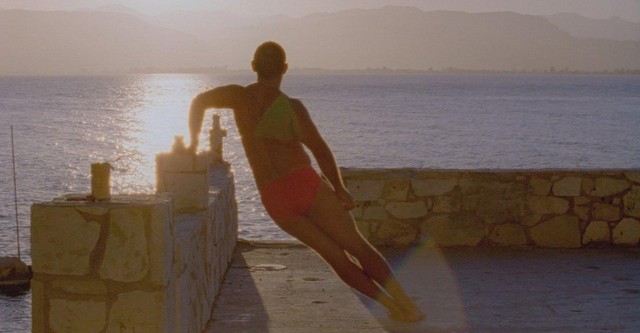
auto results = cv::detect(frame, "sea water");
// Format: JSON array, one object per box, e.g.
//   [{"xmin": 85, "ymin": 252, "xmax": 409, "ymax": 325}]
[{"xmin": 1, "ymin": 73, "xmax": 639, "ymax": 331}]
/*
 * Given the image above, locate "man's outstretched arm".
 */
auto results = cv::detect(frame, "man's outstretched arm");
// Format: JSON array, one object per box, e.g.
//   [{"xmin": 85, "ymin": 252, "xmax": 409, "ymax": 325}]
[
  {"xmin": 293, "ymin": 99, "xmax": 356, "ymax": 210},
  {"xmin": 188, "ymin": 84, "xmax": 244, "ymax": 152}
]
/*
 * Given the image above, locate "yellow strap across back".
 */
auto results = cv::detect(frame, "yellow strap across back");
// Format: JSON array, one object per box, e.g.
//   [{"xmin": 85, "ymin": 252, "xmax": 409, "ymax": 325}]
[{"xmin": 255, "ymin": 94, "xmax": 301, "ymax": 141}]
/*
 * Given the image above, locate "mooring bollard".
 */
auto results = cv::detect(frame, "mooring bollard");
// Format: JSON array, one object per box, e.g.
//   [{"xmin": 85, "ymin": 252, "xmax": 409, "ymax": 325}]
[{"xmin": 91, "ymin": 162, "xmax": 111, "ymax": 201}]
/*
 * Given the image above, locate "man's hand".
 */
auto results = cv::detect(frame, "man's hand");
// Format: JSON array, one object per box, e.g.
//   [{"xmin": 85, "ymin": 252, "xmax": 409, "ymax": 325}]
[
  {"xmin": 335, "ymin": 187, "xmax": 357, "ymax": 211},
  {"xmin": 187, "ymin": 138, "xmax": 198, "ymax": 154}
]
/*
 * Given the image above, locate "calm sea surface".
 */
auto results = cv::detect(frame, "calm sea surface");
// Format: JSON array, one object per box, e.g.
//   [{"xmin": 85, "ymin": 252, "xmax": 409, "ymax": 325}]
[{"xmin": 1, "ymin": 73, "xmax": 639, "ymax": 331}]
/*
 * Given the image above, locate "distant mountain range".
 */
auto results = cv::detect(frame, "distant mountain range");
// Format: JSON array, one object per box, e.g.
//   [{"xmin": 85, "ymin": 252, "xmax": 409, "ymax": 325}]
[{"xmin": 1, "ymin": 6, "xmax": 639, "ymax": 75}]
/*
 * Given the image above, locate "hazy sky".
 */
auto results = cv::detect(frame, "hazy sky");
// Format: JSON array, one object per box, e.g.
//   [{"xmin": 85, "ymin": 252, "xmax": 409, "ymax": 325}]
[{"xmin": 1, "ymin": 0, "xmax": 639, "ymax": 22}]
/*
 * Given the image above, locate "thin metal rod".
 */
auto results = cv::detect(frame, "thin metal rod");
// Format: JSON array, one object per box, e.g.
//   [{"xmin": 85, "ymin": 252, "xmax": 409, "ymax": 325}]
[{"xmin": 10, "ymin": 125, "xmax": 21, "ymax": 260}]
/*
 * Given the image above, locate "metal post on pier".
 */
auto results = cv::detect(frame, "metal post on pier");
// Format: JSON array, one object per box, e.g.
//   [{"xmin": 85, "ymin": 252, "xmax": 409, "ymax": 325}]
[{"xmin": 10, "ymin": 125, "xmax": 21, "ymax": 260}]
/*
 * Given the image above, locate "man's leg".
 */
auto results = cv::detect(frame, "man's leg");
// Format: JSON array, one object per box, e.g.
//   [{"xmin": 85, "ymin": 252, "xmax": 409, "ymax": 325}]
[
  {"xmin": 271, "ymin": 213, "xmax": 407, "ymax": 319},
  {"xmin": 307, "ymin": 181, "xmax": 425, "ymax": 321}
]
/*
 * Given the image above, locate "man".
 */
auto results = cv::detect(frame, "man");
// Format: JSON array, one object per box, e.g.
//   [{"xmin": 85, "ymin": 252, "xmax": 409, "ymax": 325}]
[{"xmin": 188, "ymin": 41, "xmax": 424, "ymax": 322}]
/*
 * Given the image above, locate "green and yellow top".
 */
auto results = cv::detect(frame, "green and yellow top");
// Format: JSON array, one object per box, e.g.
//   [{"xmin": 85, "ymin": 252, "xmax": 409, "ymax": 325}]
[{"xmin": 255, "ymin": 94, "xmax": 301, "ymax": 141}]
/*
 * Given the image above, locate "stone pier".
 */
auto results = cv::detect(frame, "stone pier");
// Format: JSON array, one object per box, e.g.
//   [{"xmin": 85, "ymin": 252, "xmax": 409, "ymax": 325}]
[{"xmin": 31, "ymin": 114, "xmax": 237, "ymax": 332}]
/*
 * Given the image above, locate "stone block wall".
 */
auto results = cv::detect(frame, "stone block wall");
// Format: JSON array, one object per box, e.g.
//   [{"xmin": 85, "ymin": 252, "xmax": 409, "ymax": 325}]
[
  {"xmin": 30, "ymin": 155, "xmax": 238, "ymax": 332},
  {"xmin": 31, "ymin": 195, "xmax": 175, "ymax": 333},
  {"xmin": 342, "ymin": 168, "xmax": 640, "ymax": 248}
]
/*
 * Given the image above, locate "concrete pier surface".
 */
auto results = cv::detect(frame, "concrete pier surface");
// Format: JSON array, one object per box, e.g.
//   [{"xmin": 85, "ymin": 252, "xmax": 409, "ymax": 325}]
[{"xmin": 205, "ymin": 242, "xmax": 640, "ymax": 333}]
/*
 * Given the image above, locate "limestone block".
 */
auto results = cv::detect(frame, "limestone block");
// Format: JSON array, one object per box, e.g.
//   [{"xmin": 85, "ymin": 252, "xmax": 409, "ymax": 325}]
[
  {"xmin": 530, "ymin": 215, "xmax": 581, "ymax": 248},
  {"xmin": 552, "ymin": 177, "xmax": 582, "ymax": 197},
  {"xmin": 51, "ymin": 280, "xmax": 107, "ymax": 296},
  {"xmin": 625, "ymin": 172, "xmax": 640, "ymax": 184},
  {"xmin": 75, "ymin": 206, "xmax": 109, "ymax": 216},
  {"xmin": 529, "ymin": 178, "xmax": 551, "ymax": 196},
  {"xmin": 363, "ymin": 206, "xmax": 388, "ymax": 220},
  {"xmin": 149, "ymin": 204, "xmax": 173, "ymax": 287},
  {"xmin": 372, "ymin": 221, "xmax": 416, "ymax": 247},
  {"xmin": 574, "ymin": 206, "xmax": 590, "ymax": 221},
  {"xmin": 582, "ymin": 178, "xmax": 595, "ymax": 194},
  {"xmin": 528, "ymin": 196, "xmax": 569, "ymax": 215},
  {"xmin": 350, "ymin": 206, "xmax": 363, "ymax": 219},
  {"xmin": 592, "ymin": 178, "xmax": 630, "ymax": 197},
  {"xmin": 345, "ymin": 180, "xmax": 384, "ymax": 201},
  {"xmin": 574, "ymin": 196, "xmax": 591, "ymax": 206},
  {"xmin": 432, "ymin": 197, "xmax": 456, "ymax": 213},
  {"xmin": 49, "ymin": 299, "xmax": 107, "ymax": 333},
  {"xmin": 521, "ymin": 214, "xmax": 542, "ymax": 227},
  {"xmin": 355, "ymin": 220, "xmax": 371, "ymax": 239},
  {"xmin": 106, "ymin": 291, "xmax": 165, "ymax": 333},
  {"xmin": 583, "ymin": 221, "xmax": 610, "ymax": 245},
  {"xmin": 623, "ymin": 186, "xmax": 640, "ymax": 217},
  {"xmin": 99, "ymin": 208, "xmax": 149, "ymax": 282},
  {"xmin": 488, "ymin": 224, "xmax": 527, "ymax": 246},
  {"xmin": 385, "ymin": 201, "xmax": 429, "ymax": 219},
  {"xmin": 194, "ymin": 153, "xmax": 210, "ymax": 171},
  {"xmin": 31, "ymin": 206, "xmax": 101, "ymax": 275},
  {"xmin": 383, "ymin": 179, "xmax": 410, "ymax": 201},
  {"xmin": 592, "ymin": 203, "xmax": 620, "ymax": 221},
  {"xmin": 422, "ymin": 214, "xmax": 485, "ymax": 247},
  {"xmin": 613, "ymin": 218, "xmax": 640, "ymax": 245},
  {"xmin": 156, "ymin": 153, "xmax": 202, "ymax": 173},
  {"xmin": 162, "ymin": 172, "xmax": 209, "ymax": 211},
  {"xmin": 411, "ymin": 178, "xmax": 457, "ymax": 196},
  {"xmin": 477, "ymin": 199, "xmax": 526, "ymax": 225},
  {"xmin": 31, "ymin": 279, "xmax": 45, "ymax": 333}
]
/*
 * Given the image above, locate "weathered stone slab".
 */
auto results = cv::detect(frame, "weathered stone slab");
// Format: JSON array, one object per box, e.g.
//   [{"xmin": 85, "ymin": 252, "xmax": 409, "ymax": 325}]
[
  {"xmin": 31, "ymin": 206, "xmax": 100, "ymax": 275},
  {"xmin": 385, "ymin": 201, "xmax": 429, "ymax": 219},
  {"xmin": 530, "ymin": 215, "xmax": 581, "ymax": 248},
  {"xmin": 583, "ymin": 221, "xmax": 610, "ymax": 244},
  {"xmin": 432, "ymin": 197, "xmax": 456, "ymax": 213},
  {"xmin": 31, "ymin": 279, "xmax": 45, "ymax": 333},
  {"xmin": 624, "ymin": 186, "xmax": 640, "ymax": 217},
  {"xmin": 411, "ymin": 178, "xmax": 457, "ymax": 196},
  {"xmin": 422, "ymin": 214, "xmax": 485, "ymax": 247},
  {"xmin": 99, "ymin": 208, "xmax": 149, "ymax": 282},
  {"xmin": 613, "ymin": 218, "xmax": 640, "ymax": 245},
  {"xmin": 345, "ymin": 180, "xmax": 384, "ymax": 201},
  {"xmin": 592, "ymin": 203, "xmax": 621, "ymax": 222},
  {"xmin": 552, "ymin": 177, "xmax": 582, "ymax": 197},
  {"xmin": 149, "ymin": 204, "xmax": 172, "ymax": 287},
  {"xmin": 625, "ymin": 172, "xmax": 640, "ymax": 184},
  {"xmin": 363, "ymin": 206, "xmax": 387, "ymax": 220},
  {"xmin": 488, "ymin": 224, "xmax": 527, "ymax": 246},
  {"xmin": 574, "ymin": 206, "xmax": 590, "ymax": 221},
  {"xmin": 75, "ymin": 206, "xmax": 109, "ymax": 216},
  {"xmin": 106, "ymin": 291, "xmax": 165, "ymax": 333},
  {"xmin": 49, "ymin": 299, "xmax": 107, "ymax": 333},
  {"xmin": 529, "ymin": 178, "xmax": 551, "ymax": 196},
  {"xmin": 383, "ymin": 179, "xmax": 410, "ymax": 201},
  {"xmin": 477, "ymin": 199, "xmax": 526, "ymax": 225},
  {"xmin": 528, "ymin": 196, "xmax": 569, "ymax": 215},
  {"xmin": 161, "ymin": 172, "xmax": 209, "ymax": 211},
  {"xmin": 51, "ymin": 280, "xmax": 108, "ymax": 296},
  {"xmin": 592, "ymin": 178, "xmax": 631, "ymax": 197},
  {"xmin": 156, "ymin": 152, "xmax": 201, "ymax": 173},
  {"xmin": 574, "ymin": 196, "xmax": 591, "ymax": 206},
  {"xmin": 372, "ymin": 221, "xmax": 416, "ymax": 247}
]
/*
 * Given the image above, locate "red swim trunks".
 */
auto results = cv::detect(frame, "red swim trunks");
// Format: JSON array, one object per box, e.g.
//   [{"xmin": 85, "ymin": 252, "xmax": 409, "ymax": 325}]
[{"xmin": 259, "ymin": 167, "xmax": 322, "ymax": 220}]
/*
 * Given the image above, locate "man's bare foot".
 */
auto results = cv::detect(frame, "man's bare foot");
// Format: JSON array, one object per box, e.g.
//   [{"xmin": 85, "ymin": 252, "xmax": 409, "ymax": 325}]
[{"xmin": 388, "ymin": 307, "xmax": 426, "ymax": 322}]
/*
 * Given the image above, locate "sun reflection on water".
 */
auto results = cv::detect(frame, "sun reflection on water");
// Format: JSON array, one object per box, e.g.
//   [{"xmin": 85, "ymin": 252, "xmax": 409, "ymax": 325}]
[{"xmin": 114, "ymin": 74, "xmax": 219, "ymax": 193}]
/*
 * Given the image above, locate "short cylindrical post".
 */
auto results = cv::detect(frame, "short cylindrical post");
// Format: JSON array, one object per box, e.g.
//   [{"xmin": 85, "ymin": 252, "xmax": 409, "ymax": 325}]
[
  {"xmin": 91, "ymin": 163, "xmax": 111, "ymax": 201},
  {"xmin": 209, "ymin": 113, "xmax": 227, "ymax": 163}
]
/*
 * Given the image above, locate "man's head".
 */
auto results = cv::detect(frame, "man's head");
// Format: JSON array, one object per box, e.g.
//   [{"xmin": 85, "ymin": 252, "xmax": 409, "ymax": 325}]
[{"xmin": 252, "ymin": 41, "xmax": 288, "ymax": 79}]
